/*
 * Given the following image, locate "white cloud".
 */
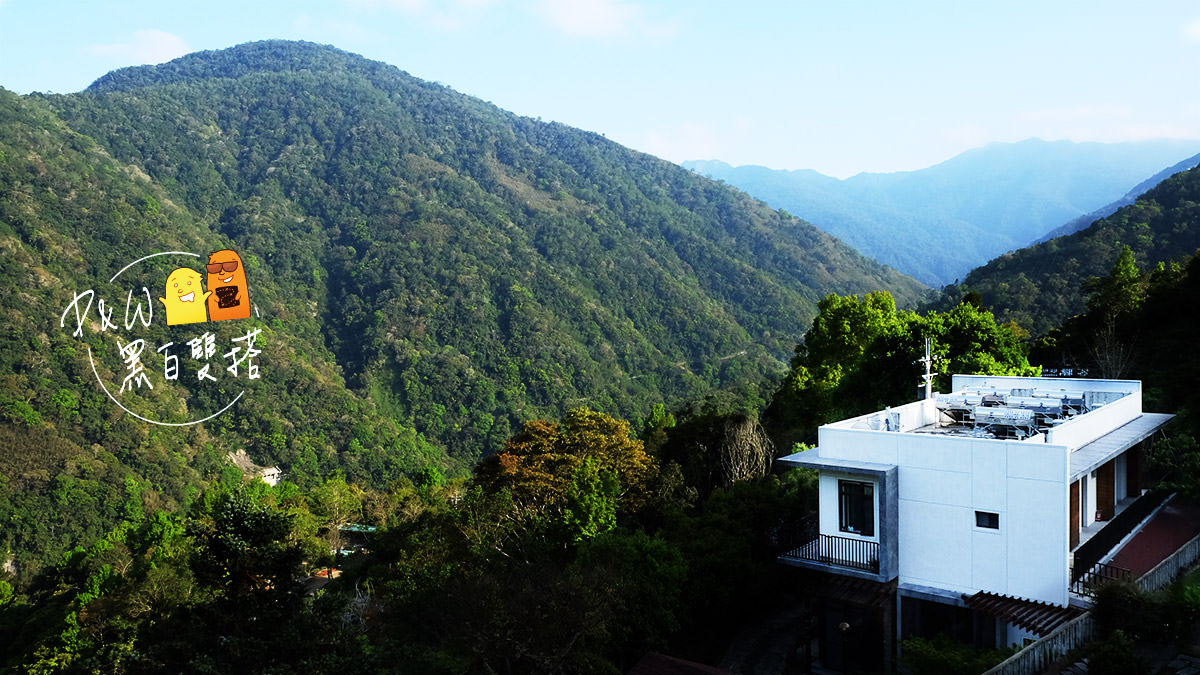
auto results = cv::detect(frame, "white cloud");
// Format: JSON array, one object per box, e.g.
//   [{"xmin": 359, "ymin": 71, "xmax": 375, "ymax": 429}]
[
  {"xmin": 1185, "ymin": 18, "xmax": 1200, "ymax": 40},
  {"xmin": 534, "ymin": 0, "xmax": 677, "ymax": 40},
  {"xmin": 89, "ymin": 30, "xmax": 190, "ymax": 66}
]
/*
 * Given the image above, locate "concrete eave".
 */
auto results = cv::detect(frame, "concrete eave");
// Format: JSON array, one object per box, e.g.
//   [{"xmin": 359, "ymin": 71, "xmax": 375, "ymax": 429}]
[{"xmin": 1069, "ymin": 413, "xmax": 1174, "ymax": 481}]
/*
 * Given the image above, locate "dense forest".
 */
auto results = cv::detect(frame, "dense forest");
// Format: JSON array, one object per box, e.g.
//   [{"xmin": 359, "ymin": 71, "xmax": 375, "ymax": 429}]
[
  {"xmin": 0, "ymin": 40, "xmax": 923, "ymax": 588},
  {"xmin": 2, "ymin": 39, "xmax": 1200, "ymax": 674},
  {"xmin": 44, "ymin": 39, "xmax": 925, "ymax": 463}
]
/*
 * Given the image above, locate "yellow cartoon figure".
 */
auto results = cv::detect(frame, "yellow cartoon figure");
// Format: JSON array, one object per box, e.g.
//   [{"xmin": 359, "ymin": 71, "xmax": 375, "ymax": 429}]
[{"xmin": 159, "ymin": 267, "xmax": 211, "ymax": 326}]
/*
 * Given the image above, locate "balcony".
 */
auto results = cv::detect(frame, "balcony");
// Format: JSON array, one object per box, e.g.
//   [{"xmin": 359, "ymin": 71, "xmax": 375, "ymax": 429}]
[{"xmin": 775, "ymin": 516, "xmax": 883, "ymax": 578}]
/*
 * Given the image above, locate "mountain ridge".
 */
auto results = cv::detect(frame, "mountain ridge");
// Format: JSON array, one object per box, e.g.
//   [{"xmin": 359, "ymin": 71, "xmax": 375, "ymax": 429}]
[
  {"xmin": 684, "ymin": 138, "xmax": 1200, "ymax": 285},
  {"xmin": 950, "ymin": 163, "xmax": 1200, "ymax": 335},
  {"xmin": 1033, "ymin": 150, "xmax": 1200, "ymax": 245},
  {"xmin": 10, "ymin": 39, "xmax": 927, "ymax": 467}
]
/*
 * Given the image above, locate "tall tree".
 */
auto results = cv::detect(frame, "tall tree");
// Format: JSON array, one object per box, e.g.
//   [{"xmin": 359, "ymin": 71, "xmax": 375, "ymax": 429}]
[
  {"xmin": 766, "ymin": 291, "xmax": 1039, "ymax": 449},
  {"xmin": 473, "ymin": 407, "xmax": 657, "ymax": 519}
]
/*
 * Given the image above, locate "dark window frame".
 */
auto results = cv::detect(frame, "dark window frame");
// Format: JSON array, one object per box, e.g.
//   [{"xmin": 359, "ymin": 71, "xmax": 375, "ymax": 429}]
[
  {"xmin": 975, "ymin": 511, "xmax": 1000, "ymax": 529},
  {"xmin": 838, "ymin": 480, "xmax": 875, "ymax": 536}
]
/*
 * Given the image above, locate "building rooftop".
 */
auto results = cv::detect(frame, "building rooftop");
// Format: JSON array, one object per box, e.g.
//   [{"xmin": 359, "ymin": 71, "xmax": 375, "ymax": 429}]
[
  {"xmin": 780, "ymin": 374, "xmax": 1173, "ymax": 473},
  {"xmin": 827, "ymin": 375, "xmax": 1140, "ymax": 442}
]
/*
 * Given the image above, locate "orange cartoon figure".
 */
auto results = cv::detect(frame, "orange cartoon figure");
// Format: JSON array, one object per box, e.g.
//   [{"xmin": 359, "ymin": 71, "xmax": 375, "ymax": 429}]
[
  {"xmin": 159, "ymin": 267, "xmax": 211, "ymax": 325},
  {"xmin": 205, "ymin": 249, "xmax": 251, "ymax": 321}
]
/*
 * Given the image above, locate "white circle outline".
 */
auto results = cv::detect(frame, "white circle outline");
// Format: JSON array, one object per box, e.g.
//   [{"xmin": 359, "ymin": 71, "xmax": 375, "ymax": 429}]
[
  {"xmin": 87, "ymin": 251, "xmax": 246, "ymax": 426},
  {"xmin": 88, "ymin": 346, "xmax": 244, "ymax": 427}
]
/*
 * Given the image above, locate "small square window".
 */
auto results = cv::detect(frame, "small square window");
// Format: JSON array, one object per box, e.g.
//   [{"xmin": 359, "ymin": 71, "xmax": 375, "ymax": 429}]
[{"xmin": 976, "ymin": 511, "xmax": 999, "ymax": 529}]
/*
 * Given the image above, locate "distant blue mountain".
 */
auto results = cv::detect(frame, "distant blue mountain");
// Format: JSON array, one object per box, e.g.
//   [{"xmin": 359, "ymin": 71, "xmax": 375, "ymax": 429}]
[
  {"xmin": 684, "ymin": 139, "xmax": 1200, "ymax": 286},
  {"xmin": 1033, "ymin": 151, "xmax": 1200, "ymax": 244}
]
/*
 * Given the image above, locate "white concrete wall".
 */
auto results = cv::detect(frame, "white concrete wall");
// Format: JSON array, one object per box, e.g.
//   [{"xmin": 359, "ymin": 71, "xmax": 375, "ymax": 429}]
[
  {"xmin": 811, "ymin": 375, "xmax": 1141, "ymax": 607},
  {"xmin": 951, "ymin": 375, "xmax": 1141, "ymax": 398},
  {"xmin": 1004, "ymin": 622, "xmax": 1039, "ymax": 650},
  {"xmin": 1085, "ymin": 471, "xmax": 1098, "ymax": 526},
  {"xmin": 825, "ymin": 398, "xmax": 939, "ymax": 433},
  {"xmin": 817, "ymin": 420, "xmax": 1072, "ymax": 604},
  {"xmin": 890, "ymin": 435, "xmax": 1070, "ymax": 606},
  {"xmin": 1045, "ymin": 391, "xmax": 1141, "ymax": 448}
]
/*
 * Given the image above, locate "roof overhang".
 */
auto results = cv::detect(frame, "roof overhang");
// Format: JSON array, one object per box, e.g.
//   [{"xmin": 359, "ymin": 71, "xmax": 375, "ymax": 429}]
[
  {"xmin": 777, "ymin": 448, "xmax": 896, "ymax": 477},
  {"xmin": 1070, "ymin": 413, "xmax": 1174, "ymax": 481}
]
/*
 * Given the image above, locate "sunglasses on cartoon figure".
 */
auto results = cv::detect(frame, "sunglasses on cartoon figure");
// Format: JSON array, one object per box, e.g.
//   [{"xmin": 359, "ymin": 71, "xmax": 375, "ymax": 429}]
[{"xmin": 207, "ymin": 261, "xmax": 239, "ymax": 274}]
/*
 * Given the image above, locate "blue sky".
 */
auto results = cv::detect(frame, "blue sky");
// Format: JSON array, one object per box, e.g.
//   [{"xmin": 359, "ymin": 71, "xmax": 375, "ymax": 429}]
[{"xmin": 1, "ymin": 0, "xmax": 1198, "ymax": 178}]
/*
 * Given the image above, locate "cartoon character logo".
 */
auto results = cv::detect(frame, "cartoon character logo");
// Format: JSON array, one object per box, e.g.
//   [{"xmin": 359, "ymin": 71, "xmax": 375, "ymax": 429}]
[
  {"xmin": 206, "ymin": 249, "xmax": 251, "ymax": 321},
  {"xmin": 158, "ymin": 267, "xmax": 211, "ymax": 325}
]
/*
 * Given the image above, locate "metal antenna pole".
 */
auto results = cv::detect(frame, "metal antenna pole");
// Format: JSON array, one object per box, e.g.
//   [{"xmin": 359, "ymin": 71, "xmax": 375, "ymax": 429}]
[{"xmin": 919, "ymin": 337, "xmax": 938, "ymax": 400}]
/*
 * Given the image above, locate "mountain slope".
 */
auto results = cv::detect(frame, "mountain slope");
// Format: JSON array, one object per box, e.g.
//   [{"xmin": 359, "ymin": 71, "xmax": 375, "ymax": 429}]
[
  {"xmin": 17, "ymin": 40, "xmax": 925, "ymax": 465},
  {"xmin": 1034, "ymin": 151, "xmax": 1200, "ymax": 244},
  {"xmin": 953, "ymin": 164, "xmax": 1200, "ymax": 335},
  {"xmin": 685, "ymin": 139, "xmax": 1200, "ymax": 286},
  {"xmin": 0, "ymin": 85, "xmax": 454, "ymax": 581}
]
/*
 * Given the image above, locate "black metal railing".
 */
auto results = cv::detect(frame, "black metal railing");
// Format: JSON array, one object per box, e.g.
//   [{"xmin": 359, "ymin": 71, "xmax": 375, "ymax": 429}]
[
  {"xmin": 1070, "ymin": 560, "xmax": 1132, "ymax": 597},
  {"xmin": 1072, "ymin": 489, "xmax": 1169, "ymax": 582},
  {"xmin": 781, "ymin": 532, "xmax": 880, "ymax": 573},
  {"xmin": 771, "ymin": 515, "xmax": 818, "ymax": 553}
]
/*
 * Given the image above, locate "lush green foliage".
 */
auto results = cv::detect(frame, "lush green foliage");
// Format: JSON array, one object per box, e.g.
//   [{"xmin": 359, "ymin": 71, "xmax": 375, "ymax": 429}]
[
  {"xmin": 1031, "ymin": 249, "xmax": 1200, "ymax": 433},
  {"xmin": 765, "ymin": 290, "xmax": 1039, "ymax": 448},
  {"xmin": 0, "ymin": 84, "xmax": 445, "ymax": 583},
  {"xmin": 6, "ymin": 37, "xmax": 1199, "ymax": 675},
  {"xmin": 42, "ymin": 39, "xmax": 924, "ymax": 464},
  {"xmin": 899, "ymin": 634, "xmax": 1018, "ymax": 675},
  {"xmin": 0, "ymin": 39, "xmax": 926, "ymax": 587}
]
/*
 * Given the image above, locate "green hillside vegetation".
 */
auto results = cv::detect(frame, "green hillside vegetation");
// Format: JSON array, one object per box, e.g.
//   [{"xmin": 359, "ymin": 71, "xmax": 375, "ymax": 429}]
[
  {"xmin": 764, "ymin": 291, "xmax": 1040, "ymax": 450},
  {"xmin": 44, "ymin": 40, "xmax": 924, "ymax": 464},
  {"xmin": 1032, "ymin": 246, "xmax": 1200, "ymax": 437},
  {"xmin": 946, "ymin": 165, "xmax": 1200, "ymax": 335},
  {"xmin": 1033, "ymin": 151, "xmax": 1200, "ymax": 244},
  {"xmin": 8, "ymin": 38, "xmax": 1197, "ymax": 675},
  {"xmin": 0, "ymin": 86, "xmax": 445, "ymax": 583},
  {"xmin": 0, "ymin": 40, "xmax": 922, "ymax": 584}
]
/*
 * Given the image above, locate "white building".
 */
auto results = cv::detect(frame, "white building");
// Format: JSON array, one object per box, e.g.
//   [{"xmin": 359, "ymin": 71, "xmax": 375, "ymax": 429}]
[{"xmin": 778, "ymin": 374, "xmax": 1173, "ymax": 671}]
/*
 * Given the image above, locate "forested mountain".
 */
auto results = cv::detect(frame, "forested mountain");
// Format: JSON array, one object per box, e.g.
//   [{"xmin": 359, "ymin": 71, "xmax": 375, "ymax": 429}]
[
  {"xmin": 1034, "ymin": 151, "xmax": 1200, "ymax": 244},
  {"xmin": 55, "ymin": 41, "xmax": 925, "ymax": 456},
  {"xmin": 685, "ymin": 139, "xmax": 1200, "ymax": 286},
  {"xmin": 4, "ymin": 37, "xmax": 1199, "ymax": 675},
  {"xmin": 947, "ymin": 164, "xmax": 1200, "ymax": 336},
  {"xmin": 0, "ymin": 84, "xmax": 446, "ymax": 582},
  {"xmin": 0, "ymin": 41, "xmax": 924, "ymax": 580}
]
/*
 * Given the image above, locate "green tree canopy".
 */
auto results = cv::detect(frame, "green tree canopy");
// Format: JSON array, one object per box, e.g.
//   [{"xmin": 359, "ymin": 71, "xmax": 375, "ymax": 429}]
[
  {"xmin": 766, "ymin": 291, "xmax": 1039, "ymax": 449},
  {"xmin": 473, "ymin": 407, "xmax": 657, "ymax": 519}
]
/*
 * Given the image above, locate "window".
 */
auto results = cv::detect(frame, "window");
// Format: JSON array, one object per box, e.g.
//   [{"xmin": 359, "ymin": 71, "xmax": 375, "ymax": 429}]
[
  {"xmin": 839, "ymin": 480, "xmax": 875, "ymax": 536},
  {"xmin": 976, "ymin": 511, "xmax": 999, "ymax": 529}
]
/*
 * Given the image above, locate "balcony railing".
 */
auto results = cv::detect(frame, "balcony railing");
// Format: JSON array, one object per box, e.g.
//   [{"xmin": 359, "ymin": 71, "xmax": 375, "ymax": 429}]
[
  {"xmin": 1072, "ymin": 489, "xmax": 1169, "ymax": 582},
  {"xmin": 1070, "ymin": 560, "xmax": 1132, "ymax": 597},
  {"xmin": 775, "ymin": 517, "xmax": 880, "ymax": 574}
]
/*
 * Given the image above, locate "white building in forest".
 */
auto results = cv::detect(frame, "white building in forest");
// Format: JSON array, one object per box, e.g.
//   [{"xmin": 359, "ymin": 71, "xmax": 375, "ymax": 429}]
[{"xmin": 778, "ymin": 374, "xmax": 1172, "ymax": 672}]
